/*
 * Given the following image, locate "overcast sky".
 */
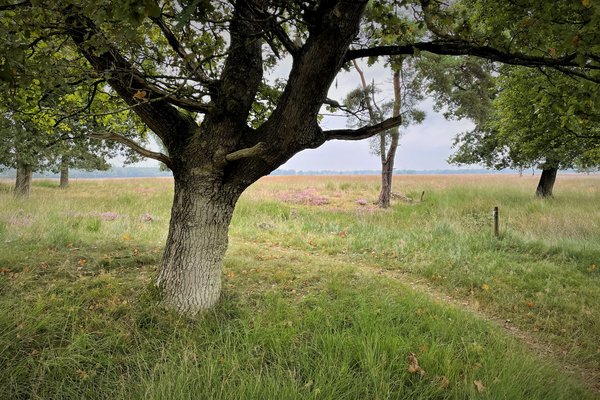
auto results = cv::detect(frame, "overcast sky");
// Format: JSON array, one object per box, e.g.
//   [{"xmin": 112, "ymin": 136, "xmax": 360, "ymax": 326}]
[
  {"xmin": 279, "ymin": 59, "xmax": 476, "ymax": 171},
  {"xmin": 282, "ymin": 100, "xmax": 474, "ymax": 171},
  {"xmin": 130, "ymin": 58, "xmax": 477, "ymax": 171}
]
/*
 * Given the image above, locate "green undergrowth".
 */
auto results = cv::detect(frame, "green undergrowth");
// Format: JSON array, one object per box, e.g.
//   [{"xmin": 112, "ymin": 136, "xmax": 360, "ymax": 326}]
[
  {"xmin": 232, "ymin": 180, "xmax": 600, "ymax": 377},
  {"xmin": 0, "ymin": 176, "xmax": 598, "ymax": 399},
  {"xmin": 0, "ymin": 239, "xmax": 595, "ymax": 399}
]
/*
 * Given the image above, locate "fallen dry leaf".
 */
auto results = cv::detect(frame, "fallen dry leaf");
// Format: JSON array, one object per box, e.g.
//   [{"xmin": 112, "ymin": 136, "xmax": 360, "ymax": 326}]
[
  {"xmin": 474, "ymin": 380, "xmax": 485, "ymax": 393},
  {"xmin": 525, "ymin": 300, "xmax": 535, "ymax": 308},
  {"xmin": 435, "ymin": 375, "xmax": 450, "ymax": 389},
  {"xmin": 407, "ymin": 352, "xmax": 425, "ymax": 377}
]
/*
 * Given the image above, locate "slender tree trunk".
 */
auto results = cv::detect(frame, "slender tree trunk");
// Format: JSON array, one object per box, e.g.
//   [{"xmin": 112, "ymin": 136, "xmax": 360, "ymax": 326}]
[
  {"xmin": 378, "ymin": 158, "xmax": 394, "ymax": 207},
  {"xmin": 14, "ymin": 163, "xmax": 33, "ymax": 198},
  {"xmin": 59, "ymin": 157, "xmax": 69, "ymax": 188},
  {"xmin": 535, "ymin": 167, "xmax": 558, "ymax": 197},
  {"xmin": 156, "ymin": 176, "xmax": 241, "ymax": 314},
  {"xmin": 377, "ymin": 69, "xmax": 401, "ymax": 208}
]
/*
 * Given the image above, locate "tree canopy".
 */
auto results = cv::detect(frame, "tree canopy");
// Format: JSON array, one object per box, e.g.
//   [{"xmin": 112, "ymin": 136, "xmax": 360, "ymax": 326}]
[{"xmin": 451, "ymin": 66, "xmax": 600, "ymax": 172}]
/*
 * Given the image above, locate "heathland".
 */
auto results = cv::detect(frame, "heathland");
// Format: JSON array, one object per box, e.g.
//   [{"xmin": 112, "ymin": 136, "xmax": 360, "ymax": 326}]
[{"xmin": 0, "ymin": 174, "xmax": 598, "ymax": 399}]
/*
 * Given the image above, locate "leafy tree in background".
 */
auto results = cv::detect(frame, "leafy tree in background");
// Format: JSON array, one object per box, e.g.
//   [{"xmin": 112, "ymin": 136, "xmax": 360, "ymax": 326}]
[
  {"xmin": 1, "ymin": 0, "xmax": 599, "ymax": 313},
  {"xmin": 0, "ymin": 109, "xmax": 143, "ymax": 196},
  {"xmin": 343, "ymin": 58, "xmax": 424, "ymax": 208},
  {"xmin": 0, "ymin": 31, "xmax": 148, "ymax": 196},
  {"xmin": 451, "ymin": 67, "xmax": 600, "ymax": 197}
]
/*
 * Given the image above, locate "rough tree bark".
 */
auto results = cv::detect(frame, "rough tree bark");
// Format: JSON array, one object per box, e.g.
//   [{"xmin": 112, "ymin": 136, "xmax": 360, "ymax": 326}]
[
  {"xmin": 156, "ymin": 176, "xmax": 241, "ymax": 310},
  {"xmin": 535, "ymin": 167, "xmax": 558, "ymax": 197},
  {"xmin": 59, "ymin": 156, "xmax": 69, "ymax": 188},
  {"xmin": 14, "ymin": 162, "xmax": 32, "ymax": 198}
]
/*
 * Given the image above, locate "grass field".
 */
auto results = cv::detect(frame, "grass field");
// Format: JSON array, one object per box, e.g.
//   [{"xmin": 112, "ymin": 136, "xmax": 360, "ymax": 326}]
[{"xmin": 0, "ymin": 174, "xmax": 598, "ymax": 399}]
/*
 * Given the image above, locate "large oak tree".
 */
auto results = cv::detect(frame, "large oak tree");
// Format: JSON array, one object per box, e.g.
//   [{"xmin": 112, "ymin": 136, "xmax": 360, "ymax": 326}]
[{"xmin": 2, "ymin": 0, "xmax": 599, "ymax": 313}]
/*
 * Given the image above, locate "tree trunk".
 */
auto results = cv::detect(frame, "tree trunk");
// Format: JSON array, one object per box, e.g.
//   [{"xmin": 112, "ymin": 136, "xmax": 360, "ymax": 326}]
[
  {"xmin": 378, "ymin": 158, "xmax": 394, "ymax": 208},
  {"xmin": 377, "ymin": 69, "xmax": 401, "ymax": 208},
  {"xmin": 14, "ymin": 164, "xmax": 33, "ymax": 198},
  {"xmin": 156, "ymin": 177, "xmax": 240, "ymax": 314},
  {"xmin": 59, "ymin": 157, "xmax": 69, "ymax": 188},
  {"xmin": 535, "ymin": 167, "xmax": 558, "ymax": 197}
]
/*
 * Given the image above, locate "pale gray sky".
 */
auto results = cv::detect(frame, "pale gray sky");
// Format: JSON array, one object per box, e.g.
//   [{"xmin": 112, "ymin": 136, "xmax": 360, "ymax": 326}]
[
  {"xmin": 281, "ymin": 58, "xmax": 477, "ymax": 171},
  {"xmin": 282, "ymin": 99, "xmax": 474, "ymax": 171},
  {"xmin": 128, "ymin": 58, "xmax": 476, "ymax": 171}
]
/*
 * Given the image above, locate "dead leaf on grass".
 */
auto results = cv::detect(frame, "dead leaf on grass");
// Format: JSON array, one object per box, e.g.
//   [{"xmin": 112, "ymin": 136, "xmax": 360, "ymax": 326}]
[
  {"xmin": 435, "ymin": 375, "xmax": 450, "ymax": 389},
  {"xmin": 407, "ymin": 352, "xmax": 425, "ymax": 377},
  {"xmin": 474, "ymin": 380, "xmax": 485, "ymax": 393}
]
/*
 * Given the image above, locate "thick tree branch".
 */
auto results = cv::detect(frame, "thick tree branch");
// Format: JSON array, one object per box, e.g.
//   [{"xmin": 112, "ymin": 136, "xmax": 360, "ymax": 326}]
[
  {"xmin": 225, "ymin": 142, "xmax": 267, "ymax": 162},
  {"xmin": 90, "ymin": 132, "xmax": 172, "ymax": 169},
  {"xmin": 210, "ymin": 0, "xmax": 263, "ymax": 124},
  {"xmin": 324, "ymin": 115, "xmax": 403, "ymax": 141},
  {"xmin": 64, "ymin": 8, "xmax": 196, "ymax": 148},
  {"xmin": 345, "ymin": 41, "xmax": 600, "ymax": 82}
]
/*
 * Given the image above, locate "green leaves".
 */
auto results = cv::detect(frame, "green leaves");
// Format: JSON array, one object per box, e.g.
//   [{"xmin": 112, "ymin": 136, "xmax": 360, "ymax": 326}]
[{"xmin": 451, "ymin": 66, "xmax": 600, "ymax": 171}]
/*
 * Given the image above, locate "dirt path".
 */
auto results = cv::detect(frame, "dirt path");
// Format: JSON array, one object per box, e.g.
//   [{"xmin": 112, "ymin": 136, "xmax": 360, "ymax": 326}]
[
  {"xmin": 361, "ymin": 265, "xmax": 600, "ymax": 394},
  {"xmin": 246, "ymin": 240, "xmax": 600, "ymax": 394}
]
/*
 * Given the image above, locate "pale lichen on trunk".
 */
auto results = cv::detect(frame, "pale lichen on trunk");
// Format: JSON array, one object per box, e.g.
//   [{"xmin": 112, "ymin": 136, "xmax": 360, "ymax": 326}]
[
  {"xmin": 59, "ymin": 157, "xmax": 69, "ymax": 188},
  {"xmin": 156, "ymin": 177, "xmax": 240, "ymax": 314}
]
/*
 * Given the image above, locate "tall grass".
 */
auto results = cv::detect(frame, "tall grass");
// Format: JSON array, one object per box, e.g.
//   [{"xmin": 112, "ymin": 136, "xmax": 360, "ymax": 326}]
[{"xmin": 0, "ymin": 175, "xmax": 598, "ymax": 399}]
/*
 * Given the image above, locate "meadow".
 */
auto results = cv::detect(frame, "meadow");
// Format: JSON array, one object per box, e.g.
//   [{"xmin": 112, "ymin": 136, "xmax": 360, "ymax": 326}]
[{"xmin": 0, "ymin": 174, "xmax": 598, "ymax": 399}]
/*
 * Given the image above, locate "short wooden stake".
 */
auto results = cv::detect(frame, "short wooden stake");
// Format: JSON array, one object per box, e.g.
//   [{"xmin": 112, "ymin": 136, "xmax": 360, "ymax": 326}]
[{"xmin": 493, "ymin": 206, "xmax": 499, "ymax": 238}]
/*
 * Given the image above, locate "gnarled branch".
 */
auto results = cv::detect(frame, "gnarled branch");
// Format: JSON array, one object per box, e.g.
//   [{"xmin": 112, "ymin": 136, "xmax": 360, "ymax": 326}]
[
  {"xmin": 324, "ymin": 115, "xmax": 403, "ymax": 141},
  {"xmin": 345, "ymin": 41, "xmax": 600, "ymax": 83},
  {"xmin": 90, "ymin": 132, "xmax": 172, "ymax": 169},
  {"xmin": 64, "ymin": 8, "xmax": 196, "ymax": 145}
]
